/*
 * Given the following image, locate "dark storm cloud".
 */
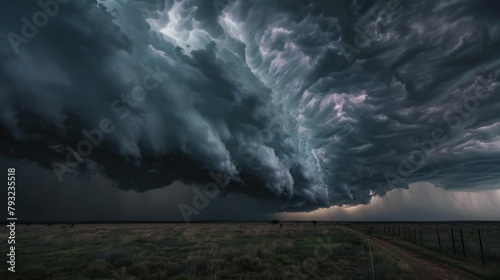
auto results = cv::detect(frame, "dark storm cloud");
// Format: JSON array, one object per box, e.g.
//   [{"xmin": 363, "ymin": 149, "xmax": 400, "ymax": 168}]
[
  {"xmin": 0, "ymin": 159, "xmax": 273, "ymax": 221},
  {"xmin": 1, "ymin": 0, "xmax": 500, "ymax": 213}
]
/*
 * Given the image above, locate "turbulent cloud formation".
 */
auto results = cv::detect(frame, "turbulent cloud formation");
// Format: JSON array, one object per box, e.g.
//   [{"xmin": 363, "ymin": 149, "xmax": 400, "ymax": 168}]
[{"xmin": 1, "ymin": 0, "xmax": 500, "ymax": 212}]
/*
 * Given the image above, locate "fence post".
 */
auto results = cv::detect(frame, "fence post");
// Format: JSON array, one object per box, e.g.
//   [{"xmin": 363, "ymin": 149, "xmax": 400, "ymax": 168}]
[
  {"xmin": 420, "ymin": 229, "xmax": 423, "ymax": 246},
  {"xmin": 451, "ymin": 228, "xmax": 456, "ymax": 254},
  {"xmin": 404, "ymin": 227, "xmax": 406, "ymax": 238},
  {"xmin": 409, "ymin": 227, "xmax": 412, "ymax": 241},
  {"xmin": 460, "ymin": 229, "xmax": 465, "ymax": 259},
  {"xmin": 398, "ymin": 226, "xmax": 401, "ymax": 236},
  {"xmin": 437, "ymin": 228, "xmax": 441, "ymax": 251},
  {"xmin": 478, "ymin": 229, "xmax": 485, "ymax": 265},
  {"xmin": 414, "ymin": 228, "xmax": 416, "ymax": 243}
]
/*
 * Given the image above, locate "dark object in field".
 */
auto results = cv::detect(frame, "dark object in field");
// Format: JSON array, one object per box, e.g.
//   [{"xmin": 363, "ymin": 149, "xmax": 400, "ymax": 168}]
[
  {"xmin": 270, "ymin": 220, "xmax": 280, "ymax": 224},
  {"xmin": 312, "ymin": 221, "xmax": 317, "ymax": 226}
]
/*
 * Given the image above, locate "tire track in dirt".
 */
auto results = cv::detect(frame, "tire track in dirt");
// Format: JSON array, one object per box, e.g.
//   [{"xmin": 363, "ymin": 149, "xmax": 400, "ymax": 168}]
[{"xmin": 369, "ymin": 236, "xmax": 482, "ymax": 280}]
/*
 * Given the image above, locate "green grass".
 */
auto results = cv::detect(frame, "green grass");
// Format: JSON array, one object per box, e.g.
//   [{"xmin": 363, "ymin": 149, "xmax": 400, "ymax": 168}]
[
  {"xmin": 349, "ymin": 222, "xmax": 500, "ymax": 280},
  {"xmin": 373, "ymin": 235, "xmax": 500, "ymax": 280},
  {"xmin": 0, "ymin": 223, "xmax": 427, "ymax": 279}
]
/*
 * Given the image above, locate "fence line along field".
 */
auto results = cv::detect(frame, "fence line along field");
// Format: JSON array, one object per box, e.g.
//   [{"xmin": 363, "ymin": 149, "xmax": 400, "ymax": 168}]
[
  {"xmin": 0, "ymin": 222, "xmax": 499, "ymax": 279},
  {"xmin": 350, "ymin": 222, "xmax": 500, "ymax": 265}
]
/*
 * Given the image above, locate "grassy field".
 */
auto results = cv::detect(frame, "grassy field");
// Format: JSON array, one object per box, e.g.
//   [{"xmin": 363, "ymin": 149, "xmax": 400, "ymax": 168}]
[
  {"xmin": 350, "ymin": 222, "xmax": 500, "ymax": 279},
  {"xmin": 351, "ymin": 222, "xmax": 500, "ymax": 262},
  {"xmin": 0, "ymin": 223, "xmax": 428, "ymax": 280}
]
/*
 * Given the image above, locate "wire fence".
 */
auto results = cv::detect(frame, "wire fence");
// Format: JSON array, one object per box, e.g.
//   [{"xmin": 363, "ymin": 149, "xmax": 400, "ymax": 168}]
[{"xmin": 348, "ymin": 223, "xmax": 500, "ymax": 265}]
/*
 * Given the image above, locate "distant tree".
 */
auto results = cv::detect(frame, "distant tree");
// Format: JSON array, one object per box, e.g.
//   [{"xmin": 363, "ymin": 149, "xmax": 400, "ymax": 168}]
[
  {"xmin": 270, "ymin": 220, "xmax": 280, "ymax": 224},
  {"xmin": 312, "ymin": 221, "xmax": 317, "ymax": 226}
]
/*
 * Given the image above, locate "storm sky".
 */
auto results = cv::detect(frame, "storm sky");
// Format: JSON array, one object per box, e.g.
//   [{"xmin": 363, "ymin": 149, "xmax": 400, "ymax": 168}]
[{"xmin": 1, "ymin": 0, "xmax": 500, "ymax": 221}]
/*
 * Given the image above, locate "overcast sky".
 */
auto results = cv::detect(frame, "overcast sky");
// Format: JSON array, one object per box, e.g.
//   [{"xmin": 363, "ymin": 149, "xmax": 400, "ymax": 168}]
[{"xmin": 1, "ymin": 0, "xmax": 500, "ymax": 221}]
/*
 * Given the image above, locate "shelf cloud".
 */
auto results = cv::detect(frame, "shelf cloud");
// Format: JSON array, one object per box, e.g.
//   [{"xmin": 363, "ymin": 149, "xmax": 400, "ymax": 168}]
[{"xmin": 1, "ymin": 0, "xmax": 500, "ymax": 214}]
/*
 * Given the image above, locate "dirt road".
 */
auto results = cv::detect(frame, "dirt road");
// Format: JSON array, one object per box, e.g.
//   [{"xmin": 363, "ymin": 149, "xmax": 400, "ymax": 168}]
[{"xmin": 369, "ymin": 236, "xmax": 482, "ymax": 280}]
